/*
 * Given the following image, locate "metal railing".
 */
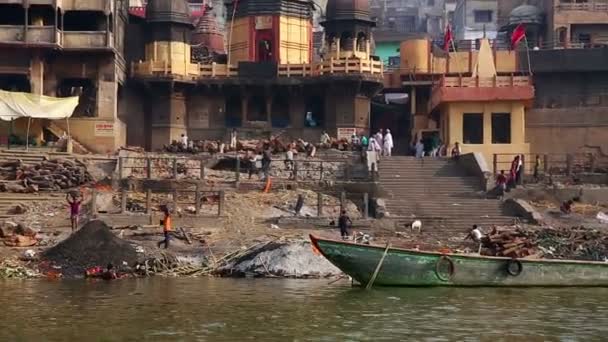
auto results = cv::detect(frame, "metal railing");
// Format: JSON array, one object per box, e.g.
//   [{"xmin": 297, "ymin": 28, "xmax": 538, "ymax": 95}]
[{"xmin": 492, "ymin": 153, "xmax": 608, "ymax": 177}]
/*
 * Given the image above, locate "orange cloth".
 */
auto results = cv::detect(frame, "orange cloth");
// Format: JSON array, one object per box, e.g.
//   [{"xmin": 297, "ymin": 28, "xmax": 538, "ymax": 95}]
[{"xmin": 163, "ymin": 216, "xmax": 172, "ymax": 232}]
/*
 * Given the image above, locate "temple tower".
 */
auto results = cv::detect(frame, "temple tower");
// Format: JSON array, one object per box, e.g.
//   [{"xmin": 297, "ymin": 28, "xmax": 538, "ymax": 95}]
[
  {"xmin": 321, "ymin": 0, "xmax": 375, "ymax": 59},
  {"xmin": 224, "ymin": 0, "xmax": 315, "ymax": 64},
  {"xmin": 144, "ymin": 0, "xmax": 194, "ymax": 150}
]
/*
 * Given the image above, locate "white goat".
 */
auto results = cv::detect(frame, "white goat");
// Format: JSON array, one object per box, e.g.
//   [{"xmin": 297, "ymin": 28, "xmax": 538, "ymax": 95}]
[{"xmin": 411, "ymin": 220, "xmax": 422, "ymax": 233}]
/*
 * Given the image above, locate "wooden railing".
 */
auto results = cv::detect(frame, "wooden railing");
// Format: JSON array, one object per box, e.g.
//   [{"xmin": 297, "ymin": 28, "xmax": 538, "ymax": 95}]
[
  {"xmin": 557, "ymin": 1, "xmax": 608, "ymax": 11},
  {"xmin": 131, "ymin": 58, "xmax": 384, "ymax": 79},
  {"xmin": 440, "ymin": 75, "xmax": 532, "ymax": 88}
]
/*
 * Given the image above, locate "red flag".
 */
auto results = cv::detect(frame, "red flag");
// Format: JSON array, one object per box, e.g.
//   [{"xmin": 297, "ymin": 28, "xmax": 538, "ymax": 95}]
[
  {"xmin": 511, "ymin": 24, "xmax": 526, "ymax": 50},
  {"xmin": 443, "ymin": 24, "xmax": 453, "ymax": 51}
]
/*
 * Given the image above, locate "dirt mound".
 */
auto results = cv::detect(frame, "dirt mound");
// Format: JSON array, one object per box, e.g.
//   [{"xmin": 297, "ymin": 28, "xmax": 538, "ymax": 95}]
[{"xmin": 43, "ymin": 220, "xmax": 140, "ymax": 277}]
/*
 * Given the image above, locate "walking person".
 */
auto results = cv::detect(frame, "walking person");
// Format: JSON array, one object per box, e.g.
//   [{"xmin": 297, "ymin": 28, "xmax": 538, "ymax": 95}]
[
  {"xmin": 375, "ymin": 130, "xmax": 384, "ymax": 153},
  {"xmin": 338, "ymin": 210, "xmax": 352, "ymax": 240},
  {"xmin": 533, "ymin": 154, "xmax": 542, "ymax": 182},
  {"xmin": 430, "ymin": 134, "xmax": 440, "ymax": 157},
  {"xmin": 415, "ymin": 139, "xmax": 424, "ymax": 158},
  {"xmin": 383, "ymin": 129, "xmax": 394, "ymax": 157},
  {"xmin": 516, "ymin": 155, "xmax": 524, "ymax": 185},
  {"xmin": 66, "ymin": 191, "xmax": 83, "ymax": 233},
  {"xmin": 451, "ymin": 142, "xmax": 461, "ymax": 161},
  {"xmin": 495, "ymin": 170, "xmax": 508, "ymax": 199},
  {"xmin": 230, "ymin": 129, "xmax": 238, "ymax": 150},
  {"xmin": 261, "ymin": 144, "xmax": 272, "ymax": 179},
  {"xmin": 157, "ymin": 206, "xmax": 172, "ymax": 249}
]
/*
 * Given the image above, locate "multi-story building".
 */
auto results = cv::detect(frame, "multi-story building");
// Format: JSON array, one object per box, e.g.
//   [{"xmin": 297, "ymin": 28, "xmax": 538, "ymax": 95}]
[
  {"xmin": 453, "ymin": 0, "xmax": 498, "ymax": 40},
  {"xmin": 371, "ymin": 0, "xmax": 447, "ymax": 66},
  {"xmin": 128, "ymin": 0, "xmax": 383, "ymax": 150},
  {"xmin": 0, "ymin": 0, "xmax": 383, "ymax": 152},
  {"xmin": 0, "ymin": 0, "xmax": 129, "ymax": 153}
]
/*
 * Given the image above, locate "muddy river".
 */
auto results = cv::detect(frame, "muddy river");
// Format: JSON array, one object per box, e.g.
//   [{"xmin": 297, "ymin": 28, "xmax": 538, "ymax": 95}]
[{"xmin": 2, "ymin": 278, "xmax": 608, "ymax": 341}]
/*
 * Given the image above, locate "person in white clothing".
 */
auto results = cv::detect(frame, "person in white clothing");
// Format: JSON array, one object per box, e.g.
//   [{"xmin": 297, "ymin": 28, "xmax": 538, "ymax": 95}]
[
  {"xmin": 230, "ymin": 129, "xmax": 238, "ymax": 150},
  {"xmin": 375, "ymin": 130, "xmax": 384, "ymax": 152},
  {"xmin": 180, "ymin": 134, "xmax": 188, "ymax": 147},
  {"xmin": 383, "ymin": 129, "xmax": 394, "ymax": 157},
  {"xmin": 415, "ymin": 139, "xmax": 424, "ymax": 158}
]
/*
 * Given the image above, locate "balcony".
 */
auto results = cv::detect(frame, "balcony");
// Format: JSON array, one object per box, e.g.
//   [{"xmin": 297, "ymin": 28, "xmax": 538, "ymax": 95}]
[
  {"xmin": 557, "ymin": 1, "xmax": 608, "ymax": 11},
  {"xmin": 131, "ymin": 58, "xmax": 384, "ymax": 81},
  {"xmin": 58, "ymin": 0, "xmax": 113, "ymax": 13},
  {"xmin": 62, "ymin": 31, "xmax": 112, "ymax": 49},
  {"xmin": 430, "ymin": 75, "xmax": 535, "ymax": 109},
  {"xmin": 26, "ymin": 26, "xmax": 57, "ymax": 44},
  {"xmin": 0, "ymin": 25, "xmax": 24, "ymax": 42}
]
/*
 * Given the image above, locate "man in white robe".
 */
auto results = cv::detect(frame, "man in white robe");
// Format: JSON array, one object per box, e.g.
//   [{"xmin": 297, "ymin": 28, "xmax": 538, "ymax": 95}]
[{"xmin": 383, "ymin": 129, "xmax": 394, "ymax": 157}]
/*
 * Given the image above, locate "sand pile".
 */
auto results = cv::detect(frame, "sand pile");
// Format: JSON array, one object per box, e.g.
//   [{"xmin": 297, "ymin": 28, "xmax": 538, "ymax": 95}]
[{"xmin": 43, "ymin": 220, "xmax": 140, "ymax": 277}]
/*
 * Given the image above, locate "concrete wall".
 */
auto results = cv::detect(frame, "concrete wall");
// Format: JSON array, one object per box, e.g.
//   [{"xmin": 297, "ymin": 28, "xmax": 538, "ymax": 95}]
[
  {"xmin": 454, "ymin": 0, "xmax": 498, "ymax": 39},
  {"xmin": 442, "ymin": 100, "xmax": 530, "ymax": 163},
  {"xmin": 526, "ymin": 107, "xmax": 608, "ymax": 155}
]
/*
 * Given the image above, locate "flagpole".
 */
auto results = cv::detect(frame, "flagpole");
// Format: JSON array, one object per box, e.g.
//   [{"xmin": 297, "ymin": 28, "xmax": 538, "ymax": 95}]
[
  {"xmin": 524, "ymin": 35, "xmax": 532, "ymax": 75},
  {"xmin": 226, "ymin": 0, "xmax": 238, "ymax": 68}
]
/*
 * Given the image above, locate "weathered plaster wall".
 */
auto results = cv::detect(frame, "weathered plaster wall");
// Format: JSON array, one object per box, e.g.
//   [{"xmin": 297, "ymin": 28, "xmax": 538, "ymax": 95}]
[{"xmin": 526, "ymin": 107, "xmax": 608, "ymax": 155}]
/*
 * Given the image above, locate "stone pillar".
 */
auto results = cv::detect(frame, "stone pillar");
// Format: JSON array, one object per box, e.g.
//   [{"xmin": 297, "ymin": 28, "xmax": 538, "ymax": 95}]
[
  {"xmin": 97, "ymin": 59, "xmax": 117, "ymax": 119},
  {"xmin": 150, "ymin": 91, "xmax": 188, "ymax": 151},
  {"xmin": 30, "ymin": 53, "xmax": 44, "ymax": 96},
  {"xmin": 265, "ymin": 94, "xmax": 272, "ymax": 128},
  {"xmin": 241, "ymin": 95, "xmax": 249, "ymax": 126}
]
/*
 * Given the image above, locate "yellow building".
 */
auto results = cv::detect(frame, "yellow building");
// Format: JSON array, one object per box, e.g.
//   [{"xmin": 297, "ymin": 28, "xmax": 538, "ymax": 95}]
[{"xmin": 393, "ymin": 38, "xmax": 534, "ymax": 164}]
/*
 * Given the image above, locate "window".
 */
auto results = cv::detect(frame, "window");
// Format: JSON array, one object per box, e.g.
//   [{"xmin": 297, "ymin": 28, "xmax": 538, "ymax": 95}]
[
  {"xmin": 427, "ymin": 0, "xmax": 435, "ymax": 6},
  {"xmin": 463, "ymin": 113, "xmax": 483, "ymax": 144},
  {"xmin": 474, "ymin": 10, "xmax": 492, "ymax": 23},
  {"xmin": 491, "ymin": 113, "xmax": 511, "ymax": 144},
  {"xmin": 448, "ymin": 11, "xmax": 454, "ymax": 25}
]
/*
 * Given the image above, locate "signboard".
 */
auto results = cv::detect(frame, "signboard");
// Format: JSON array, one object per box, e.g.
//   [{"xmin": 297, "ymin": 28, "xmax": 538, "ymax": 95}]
[
  {"xmin": 337, "ymin": 128, "xmax": 357, "ymax": 140},
  {"xmin": 255, "ymin": 16, "xmax": 272, "ymax": 30},
  {"xmin": 94, "ymin": 122, "xmax": 114, "ymax": 137}
]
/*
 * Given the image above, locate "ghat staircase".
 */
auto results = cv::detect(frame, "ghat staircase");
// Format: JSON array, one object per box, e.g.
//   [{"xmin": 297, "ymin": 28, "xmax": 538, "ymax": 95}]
[{"xmin": 378, "ymin": 157, "xmax": 518, "ymax": 233}]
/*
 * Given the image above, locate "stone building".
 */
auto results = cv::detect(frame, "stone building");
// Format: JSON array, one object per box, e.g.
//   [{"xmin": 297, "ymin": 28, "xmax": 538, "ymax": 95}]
[
  {"xmin": 129, "ymin": 0, "xmax": 383, "ymax": 151},
  {"xmin": 0, "ymin": 0, "xmax": 382, "ymax": 153},
  {"xmin": 453, "ymin": 0, "xmax": 498, "ymax": 40},
  {"xmin": 0, "ymin": 0, "xmax": 129, "ymax": 153}
]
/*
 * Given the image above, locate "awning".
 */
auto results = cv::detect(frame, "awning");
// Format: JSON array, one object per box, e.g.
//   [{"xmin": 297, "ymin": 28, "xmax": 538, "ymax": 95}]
[
  {"xmin": 384, "ymin": 93, "xmax": 409, "ymax": 104},
  {"xmin": 0, "ymin": 90, "xmax": 79, "ymax": 121}
]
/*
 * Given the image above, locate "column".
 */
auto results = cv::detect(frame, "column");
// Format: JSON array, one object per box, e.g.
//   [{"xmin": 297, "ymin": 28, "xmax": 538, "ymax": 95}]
[
  {"xmin": 240, "ymin": 95, "xmax": 248, "ymax": 126},
  {"xmin": 24, "ymin": 5, "xmax": 29, "ymax": 42},
  {"xmin": 265, "ymin": 94, "xmax": 272, "ymax": 128}
]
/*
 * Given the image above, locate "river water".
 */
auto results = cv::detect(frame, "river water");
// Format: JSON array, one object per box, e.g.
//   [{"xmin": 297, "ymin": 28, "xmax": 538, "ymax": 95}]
[{"xmin": 2, "ymin": 278, "xmax": 608, "ymax": 341}]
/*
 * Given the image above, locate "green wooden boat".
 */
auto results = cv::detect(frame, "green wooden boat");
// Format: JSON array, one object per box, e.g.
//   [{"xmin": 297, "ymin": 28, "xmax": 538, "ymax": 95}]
[{"xmin": 310, "ymin": 235, "xmax": 608, "ymax": 287}]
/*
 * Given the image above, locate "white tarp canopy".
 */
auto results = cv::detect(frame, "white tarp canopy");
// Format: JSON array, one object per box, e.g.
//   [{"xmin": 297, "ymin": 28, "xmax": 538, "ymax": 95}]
[
  {"xmin": 0, "ymin": 89, "xmax": 79, "ymax": 121},
  {"xmin": 384, "ymin": 93, "xmax": 409, "ymax": 104}
]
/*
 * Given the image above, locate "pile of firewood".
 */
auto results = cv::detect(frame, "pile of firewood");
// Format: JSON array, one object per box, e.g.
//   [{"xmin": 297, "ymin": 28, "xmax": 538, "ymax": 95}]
[
  {"xmin": 163, "ymin": 135, "xmax": 356, "ymax": 155},
  {"xmin": 484, "ymin": 227, "xmax": 537, "ymax": 258},
  {"xmin": 0, "ymin": 158, "xmax": 92, "ymax": 193},
  {"xmin": 483, "ymin": 226, "xmax": 608, "ymax": 261}
]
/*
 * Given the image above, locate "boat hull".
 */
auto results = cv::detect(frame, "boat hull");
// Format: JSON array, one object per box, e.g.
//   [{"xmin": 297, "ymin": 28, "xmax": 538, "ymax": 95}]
[{"xmin": 311, "ymin": 235, "xmax": 608, "ymax": 287}]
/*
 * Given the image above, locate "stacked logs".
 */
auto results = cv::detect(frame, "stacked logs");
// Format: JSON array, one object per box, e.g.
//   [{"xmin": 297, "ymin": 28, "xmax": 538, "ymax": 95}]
[
  {"xmin": 484, "ymin": 227, "xmax": 537, "ymax": 258},
  {"xmin": 163, "ymin": 136, "xmax": 355, "ymax": 155},
  {"xmin": 483, "ymin": 226, "xmax": 608, "ymax": 261},
  {"xmin": 0, "ymin": 158, "xmax": 92, "ymax": 193}
]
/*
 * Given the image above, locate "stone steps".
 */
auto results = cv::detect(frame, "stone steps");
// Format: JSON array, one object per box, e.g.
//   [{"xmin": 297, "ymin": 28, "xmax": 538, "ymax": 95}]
[{"xmin": 378, "ymin": 157, "xmax": 519, "ymax": 233}]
